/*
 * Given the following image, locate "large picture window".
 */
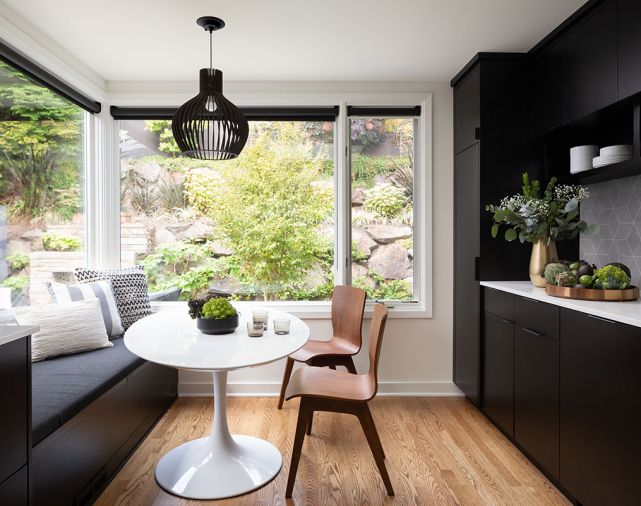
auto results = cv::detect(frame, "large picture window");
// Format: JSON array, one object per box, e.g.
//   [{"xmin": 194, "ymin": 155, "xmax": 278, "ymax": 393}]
[
  {"xmin": 0, "ymin": 61, "xmax": 86, "ymax": 307},
  {"xmin": 119, "ymin": 119, "xmax": 335, "ymax": 301},
  {"xmin": 116, "ymin": 102, "xmax": 426, "ymax": 310}
]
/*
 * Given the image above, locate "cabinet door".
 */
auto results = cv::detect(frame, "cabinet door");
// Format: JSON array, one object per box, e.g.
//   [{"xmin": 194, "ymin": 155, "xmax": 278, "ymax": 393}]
[
  {"xmin": 454, "ymin": 66, "xmax": 480, "ymax": 154},
  {"xmin": 564, "ymin": 0, "xmax": 617, "ymax": 121},
  {"xmin": 454, "ymin": 144, "xmax": 480, "ymax": 404},
  {"xmin": 0, "ymin": 466, "xmax": 28, "ymax": 506},
  {"xmin": 0, "ymin": 337, "xmax": 29, "ymax": 485},
  {"xmin": 618, "ymin": 0, "xmax": 641, "ymax": 100},
  {"xmin": 529, "ymin": 38, "xmax": 565, "ymax": 137},
  {"xmin": 482, "ymin": 312, "xmax": 514, "ymax": 436},
  {"xmin": 560, "ymin": 309, "xmax": 641, "ymax": 506},
  {"xmin": 514, "ymin": 326, "xmax": 559, "ymax": 480}
]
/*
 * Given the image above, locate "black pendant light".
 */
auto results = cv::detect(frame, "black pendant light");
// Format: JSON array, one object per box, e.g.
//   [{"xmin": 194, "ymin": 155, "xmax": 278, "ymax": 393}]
[{"xmin": 172, "ymin": 17, "xmax": 249, "ymax": 160}]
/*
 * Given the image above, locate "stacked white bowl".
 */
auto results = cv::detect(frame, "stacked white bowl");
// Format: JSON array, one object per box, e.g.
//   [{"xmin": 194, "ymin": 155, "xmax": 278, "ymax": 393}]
[
  {"xmin": 570, "ymin": 145, "xmax": 598, "ymax": 174},
  {"xmin": 592, "ymin": 145, "xmax": 632, "ymax": 168}
]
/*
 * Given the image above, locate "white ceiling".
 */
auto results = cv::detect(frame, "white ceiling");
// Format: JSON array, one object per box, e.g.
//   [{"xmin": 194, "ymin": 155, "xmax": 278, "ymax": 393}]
[{"xmin": 2, "ymin": 0, "xmax": 586, "ymax": 83}]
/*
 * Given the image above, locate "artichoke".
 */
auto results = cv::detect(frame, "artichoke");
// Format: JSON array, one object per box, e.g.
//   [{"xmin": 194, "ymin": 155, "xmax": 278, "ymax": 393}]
[
  {"xmin": 555, "ymin": 271, "xmax": 578, "ymax": 287},
  {"xmin": 544, "ymin": 263, "xmax": 570, "ymax": 284}
]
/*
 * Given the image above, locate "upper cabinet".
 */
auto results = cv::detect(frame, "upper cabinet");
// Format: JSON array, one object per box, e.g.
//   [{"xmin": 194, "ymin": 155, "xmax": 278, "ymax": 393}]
[
  {"xmin": 454, "ymin": 66, "xmax": 480, "ymax": 154},
  {"xmin": 529, "ymin": 39, "xmax": 566, "ymax": 137},
  {"xmin": 563, "ymin": 0, "xmax": 617, "ymax": 121},
  {"xmin": 618, "ymin": 0, "xmax": 641, "ymax": 100}
]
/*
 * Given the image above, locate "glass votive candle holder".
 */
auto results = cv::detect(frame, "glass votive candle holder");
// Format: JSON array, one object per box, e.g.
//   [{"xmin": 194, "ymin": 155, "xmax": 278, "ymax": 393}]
[
  {"xmin": 246, "ymin": 321, "xmax": 264, "ymax": 337},
  {"xmin": 252, "ymin": 309, "xmax": 268, "ymax": 330},
  {"xmin": 273, "ymin": 319, "xmax": 290, "ymax": 335}
]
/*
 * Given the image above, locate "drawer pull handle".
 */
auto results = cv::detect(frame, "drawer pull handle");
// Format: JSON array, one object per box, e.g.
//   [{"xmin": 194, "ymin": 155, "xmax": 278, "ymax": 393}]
[
  {"xmin": 498, "ymin": 317, "xmax": 511, "ymax": 325},
  {"xmin": 522, "ymin": 327, "xmax": 543, "ymax": 337},
  {"xmin": 586, "ymin": 314, "xmax": 617, "ymax": 325}
]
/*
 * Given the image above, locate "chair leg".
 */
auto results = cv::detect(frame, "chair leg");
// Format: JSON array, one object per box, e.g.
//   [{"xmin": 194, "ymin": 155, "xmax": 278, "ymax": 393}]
[
  {"xmin": 345, "ymin": 356, "xmax": 357, "ymax": 374},
  {"xmin": 286, "ymin": 398, "xmax": 312, "ymax": 498},
  {"xmin": 278, "ymin": 356, "xmax": 295, "ymax": 409},
  {"xmin": 306, "ymin": 411, "xmax": 314, "ymax": 435},
  {"xmin": 357, "ymin": 404, "xmax": 394, "ymax": 496}
]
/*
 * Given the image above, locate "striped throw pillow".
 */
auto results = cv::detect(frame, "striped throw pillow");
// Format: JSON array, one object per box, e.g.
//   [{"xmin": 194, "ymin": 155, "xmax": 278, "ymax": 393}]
[{"xmin": 48, "ymin": 280, "xmax": 124, "ymax": 338}]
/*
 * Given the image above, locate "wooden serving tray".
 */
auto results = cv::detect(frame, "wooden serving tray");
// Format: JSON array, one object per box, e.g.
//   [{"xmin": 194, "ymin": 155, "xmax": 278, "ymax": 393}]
[{"xmin": 545, "ymin": 284, "xmax": 639, "ymax": 301}]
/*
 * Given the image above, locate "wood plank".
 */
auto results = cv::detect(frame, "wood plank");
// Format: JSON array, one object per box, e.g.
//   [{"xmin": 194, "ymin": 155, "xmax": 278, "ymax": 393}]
[{"xmin": 96, "ymin": 397, "xmax": 570, "ymax": 506}]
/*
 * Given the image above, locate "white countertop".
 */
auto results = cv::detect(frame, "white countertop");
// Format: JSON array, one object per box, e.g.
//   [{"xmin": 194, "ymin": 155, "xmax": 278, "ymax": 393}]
[
  {"xmin": 0, "ymin": 325, "xmax": 39, "ymax": 346},
  {"xmin": 480, "ymin": 281, "xmax": 641, "ymax": 328}
]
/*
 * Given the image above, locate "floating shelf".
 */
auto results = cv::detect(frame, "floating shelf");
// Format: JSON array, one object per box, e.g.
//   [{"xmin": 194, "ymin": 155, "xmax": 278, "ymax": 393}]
[{"xmin": 574, "ymin": 157, "xmax": 641, "ymax": 185}]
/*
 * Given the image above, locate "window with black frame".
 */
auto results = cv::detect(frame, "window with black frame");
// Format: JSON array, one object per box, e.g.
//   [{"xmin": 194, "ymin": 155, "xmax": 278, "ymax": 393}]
[
  {"xmin": 117, "ymin": 110, "xmax": 336, "ymax": 302},
  {"xmin": 0, "ymin": 59, "xmax": 88, "ymax": 307}
]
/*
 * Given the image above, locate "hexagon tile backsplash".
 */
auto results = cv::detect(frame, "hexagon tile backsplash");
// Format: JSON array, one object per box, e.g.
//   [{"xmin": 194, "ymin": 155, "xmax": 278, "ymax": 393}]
[{"xmin": 580, "ymin": 174, "xmax": 641, "ymax": 287}]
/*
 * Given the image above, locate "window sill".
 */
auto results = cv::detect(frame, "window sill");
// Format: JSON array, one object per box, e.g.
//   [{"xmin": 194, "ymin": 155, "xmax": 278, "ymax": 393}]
[{"xmin": 150, "ymin": 300, "xmax": 432, "ymax": 319}]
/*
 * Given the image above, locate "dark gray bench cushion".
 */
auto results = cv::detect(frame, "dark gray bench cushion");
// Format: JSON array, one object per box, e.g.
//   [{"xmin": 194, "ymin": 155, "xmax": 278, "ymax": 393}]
[{"xmin": 31, "ymin": 338, "xmax": 144, "ymax": 445}]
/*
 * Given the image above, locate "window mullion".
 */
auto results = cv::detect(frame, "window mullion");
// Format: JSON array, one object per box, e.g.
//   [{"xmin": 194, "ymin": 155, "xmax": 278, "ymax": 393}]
[{"xmin": 335, "ymin": 102, "xmax": 350, "ymax": 286}]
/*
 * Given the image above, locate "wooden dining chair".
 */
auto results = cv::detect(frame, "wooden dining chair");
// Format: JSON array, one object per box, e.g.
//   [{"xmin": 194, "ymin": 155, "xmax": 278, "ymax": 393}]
[
  {"xmin": 277, "ymin": 285, "xmax": 366, "ymax": 409},
  {"xmin": 284, "ymin": 303, "xmax": 393, "ymax": 498}
]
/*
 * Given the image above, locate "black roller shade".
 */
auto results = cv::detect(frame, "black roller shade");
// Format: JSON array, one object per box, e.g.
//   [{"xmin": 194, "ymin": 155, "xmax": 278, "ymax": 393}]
[
  {"xmin": 0, "ymin": 41, "xmax": 101, "ymax": 113},
  {"xmin": 111, "ymin": 106, "xmax": 340, "ymax": 121},
  {"xmin": 347, "ymin": 106, "xmax": 421, "ymax": 117}
]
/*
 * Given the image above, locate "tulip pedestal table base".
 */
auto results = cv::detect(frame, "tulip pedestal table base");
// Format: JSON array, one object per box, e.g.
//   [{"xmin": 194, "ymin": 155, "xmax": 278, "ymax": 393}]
[{"xmin": 155, "ymin": 371, "xmax": 282, "ymax": 500}]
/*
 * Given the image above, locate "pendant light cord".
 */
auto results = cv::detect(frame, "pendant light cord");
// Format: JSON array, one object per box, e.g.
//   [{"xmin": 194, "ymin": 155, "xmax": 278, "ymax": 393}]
[{"xmin": 209, "ymin": 29, "xmax": 213, "ymax": 72}]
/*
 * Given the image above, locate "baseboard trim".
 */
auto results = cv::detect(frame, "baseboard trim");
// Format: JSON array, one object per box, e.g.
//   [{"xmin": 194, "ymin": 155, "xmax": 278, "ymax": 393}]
[{"xmin": 178, "ymin": 381, "xmax": 464, "ymax": 397}]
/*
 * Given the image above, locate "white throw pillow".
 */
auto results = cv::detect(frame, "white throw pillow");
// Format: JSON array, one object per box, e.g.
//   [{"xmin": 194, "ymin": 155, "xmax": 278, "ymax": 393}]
[{"xmin": 13, "ymin": 299, "xmax": 113, "ymax": 362}]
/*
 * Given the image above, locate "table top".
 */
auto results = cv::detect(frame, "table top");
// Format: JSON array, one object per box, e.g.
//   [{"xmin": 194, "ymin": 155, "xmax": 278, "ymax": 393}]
[{"xmin": 124, "ymin": 305, "xmax": 309, "ymax": 371}]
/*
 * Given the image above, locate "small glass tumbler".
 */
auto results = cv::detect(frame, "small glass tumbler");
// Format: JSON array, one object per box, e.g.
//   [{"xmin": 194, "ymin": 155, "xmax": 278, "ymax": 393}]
[
  {"xmin": 252, "ymin": 309, "xmax": 268, "ymax": 330},
  {"xmin": 246, "ymin": 321, "xmax": 264, "ymax": 337},
  {"xmin": 273, "ymin": 319, "xmax": 290, "ymax": 335}
]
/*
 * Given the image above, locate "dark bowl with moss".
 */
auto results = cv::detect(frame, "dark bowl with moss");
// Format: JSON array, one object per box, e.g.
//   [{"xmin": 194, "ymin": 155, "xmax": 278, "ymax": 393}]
[{"xmin": 196, "ymin": 314, "xmax": 239, "ymax": 335}]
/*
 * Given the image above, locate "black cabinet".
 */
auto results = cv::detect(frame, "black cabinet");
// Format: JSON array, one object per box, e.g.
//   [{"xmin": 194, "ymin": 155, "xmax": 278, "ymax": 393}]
[
  {"xmin": 563, "ymin": 0, "xmax": 617, "ymax": 121},
  {"xmin": 452, "ymin": 55, "xmax": 533, "ymax": 406},
  {"xmin": 618, "ymin": 0, "xmax": 641, "ymax": 100},
  {"xmin": 454, "ymin": 144, "xmax": 480, "ymax": 404},
  {"xmin": 0, "ymin": 336, "xmax": 30, "ymax": 505},
  {"xmin": 454, "ymin": 66, "xmax": 480, "ymax": 154},
  {"xmin": 560, "ymin": 309, "xmax": 641, "ymax": 506},
  {"xmin": 482, "ymin": 312, "xmax": 514, "ymax": 436},
  {"xmin": 514, "ymin": 326, "xmax": 559, "ymax": 480},
  {"xmin": 529, "ymin": 39, "xmax": 566, "ymax": 137}
]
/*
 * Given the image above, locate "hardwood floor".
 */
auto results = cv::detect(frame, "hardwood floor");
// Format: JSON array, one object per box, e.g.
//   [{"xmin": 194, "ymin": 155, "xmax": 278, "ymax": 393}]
[{"xmin": 97, "ymin": 397, "xmax": 569, "ymax": 505}]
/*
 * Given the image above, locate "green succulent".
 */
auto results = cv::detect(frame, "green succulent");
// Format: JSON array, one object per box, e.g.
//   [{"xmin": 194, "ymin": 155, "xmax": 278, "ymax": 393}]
[{"xmin": 201, "ymin": 298, "xmax": 237, "ymax": 319}]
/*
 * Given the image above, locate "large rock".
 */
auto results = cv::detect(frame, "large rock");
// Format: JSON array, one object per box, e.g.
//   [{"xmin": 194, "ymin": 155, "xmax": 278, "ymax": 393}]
[
  {"xmin": 351, "ymin": 263, "xmax": 368, "ymax": 279},
  {"xmin": 8, "ymin": 239, "xmax": 30, "ymax": 253},
  {"xmin": 352, "ymin": 229, "xmax": 378, "ymax": 258},
  {"xmin": 351, "ymin": 188, "xmax": 366, "ymax": 206},
  {"xmin": 155, "ymin": 228, "xmax": 176, "ymax": 246},
  {"xmin": 304, "ymin": 264, "xmax": 327, "ymax": 291},
  {"xmin": 136, "ymin": 163, "xmax": 161, "ymax": 182},
  {"xmin": 211, "ymin": 240, "xmax": 233, "ymax": 257},
  {"xmin": 367, "ymin": 243, "xmax": 411, "ymax": 280},
  {"xmin": 175, "ymin": 221, "xmax": 215, "ymax": 241},
  {"xmin": 166, "ymin": 222, "xmax": 191, "ymax": 235},
  {"xmin": 21, "ymin": 228, "xmax": 43, "ymax": 240},
  {"xmin": 366, "ymin": 225, "xmax": 412, "ymax": 244}
]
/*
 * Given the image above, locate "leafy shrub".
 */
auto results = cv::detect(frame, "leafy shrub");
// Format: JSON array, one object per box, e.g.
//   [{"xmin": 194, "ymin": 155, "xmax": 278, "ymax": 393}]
[
  {"xmin": 351, "ymin": 154, "xmax": 400, "ymax": 187},
  {"xmin": 7, "ymin": 252, "xmax": 29, "ymax": 271},
  {"xmin": 352, "ymin": 272, "xmax": 412, "ymax": 301},
  {"xmin": 145, "ymin": 120, "xmax": 180, "ymax": 155},
  {"xmin": 1, "ymin": 275, "xmax": 28, "ymax": 294},
  {"xmin": 42, "ymin": 232, "xmax": 81, "ymax": 251},
  {"xmin": 364, "ymin": 183, "xmax": 407, "ymax": 218},
  {"xmin": 187, "ymin": 137, "xmax": 333, "ymax": 300}
]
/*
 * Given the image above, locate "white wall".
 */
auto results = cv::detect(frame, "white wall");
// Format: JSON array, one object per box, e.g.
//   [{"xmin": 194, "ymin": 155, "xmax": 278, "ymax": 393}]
[{"xmin": 164, "ymin": 80, "xmax": 458, "ymax": 397}]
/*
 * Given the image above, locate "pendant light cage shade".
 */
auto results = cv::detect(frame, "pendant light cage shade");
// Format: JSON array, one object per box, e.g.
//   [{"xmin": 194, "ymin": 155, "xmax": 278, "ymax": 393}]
[{"xmin": 172, "ymin": 69, "xmax": 249, "ymax": 160}]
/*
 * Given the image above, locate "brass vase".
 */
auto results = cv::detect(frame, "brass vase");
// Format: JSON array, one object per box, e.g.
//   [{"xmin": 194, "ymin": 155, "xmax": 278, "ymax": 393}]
[{"xmin": 529, "ymin": 237, "xmax": 558, "ymax": 287}]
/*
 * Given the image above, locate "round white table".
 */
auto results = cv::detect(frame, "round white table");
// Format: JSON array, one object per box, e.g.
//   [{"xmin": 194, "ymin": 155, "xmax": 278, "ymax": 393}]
[{"xmin": 124, "ymin": 306, "xmax": 309, "ymax": 500}]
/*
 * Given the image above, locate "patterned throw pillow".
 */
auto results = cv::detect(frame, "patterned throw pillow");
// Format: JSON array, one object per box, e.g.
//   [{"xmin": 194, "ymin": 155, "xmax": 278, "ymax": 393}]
[
  {"xmin": 47, "ymin": 280, "xmax": 124, "ymax": 338},
  {"xmin": 74, "ymin": 266, "xmax": 152, "ymax": 330}
]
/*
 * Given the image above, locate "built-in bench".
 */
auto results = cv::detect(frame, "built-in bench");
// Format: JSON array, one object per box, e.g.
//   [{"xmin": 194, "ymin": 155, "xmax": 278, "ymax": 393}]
[{"xmin": 31, "ymin": 338, "xmax": 177, "ymax": 505}]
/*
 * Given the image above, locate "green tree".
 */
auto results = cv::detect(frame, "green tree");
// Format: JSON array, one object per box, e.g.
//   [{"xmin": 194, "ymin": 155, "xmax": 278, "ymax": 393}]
[
  {"xmin": 0, "ymin": 61, "xmax": 83, "ymax": 220},
  {"xmin": 145, "ymin": 120, "xmax": 180, "ymax": 155},
  {"xmin": 184, "ymin": 131, "xmax": 333, "ymax": 300}
]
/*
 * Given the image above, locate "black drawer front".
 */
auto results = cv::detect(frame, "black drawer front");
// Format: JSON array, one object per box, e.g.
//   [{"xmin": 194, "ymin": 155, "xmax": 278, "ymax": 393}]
[
  {"xmin": 515, "ymin": 296, "xmax": 559, "ymax": 340},
  {"xmin": 0, "ymin": 465, "xmax": 28, "ymax": 506},
  {"xmin": 484, "ymin": 288, "xmax": 514, "ymax": 321}
]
